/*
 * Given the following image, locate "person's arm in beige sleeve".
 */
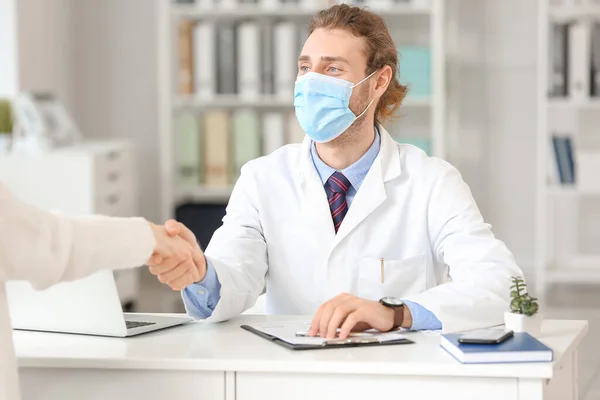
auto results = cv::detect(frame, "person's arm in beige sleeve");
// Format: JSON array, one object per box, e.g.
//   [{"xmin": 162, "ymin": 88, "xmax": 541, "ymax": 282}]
[{"xmin": 0, "ymin": 183, "xmax": 192, "ymax": 288}]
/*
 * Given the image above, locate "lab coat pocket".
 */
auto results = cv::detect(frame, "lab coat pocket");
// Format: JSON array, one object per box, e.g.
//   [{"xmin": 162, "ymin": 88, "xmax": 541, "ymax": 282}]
[{"xmin": 357, "ymin": 253, "xmax": 426, "ymax": 301}]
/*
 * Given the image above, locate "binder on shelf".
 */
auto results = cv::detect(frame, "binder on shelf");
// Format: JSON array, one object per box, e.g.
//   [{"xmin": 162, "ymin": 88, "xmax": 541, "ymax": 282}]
[
  {"xmin": 551, "ymin": 134, "xmax": 575, "ymax": 185},
  {"xmin": 274, "ymin": 22, "xmax": 298, "ymax": 100},
  {"xmin": 204, "ymin": 110, "xmax": 231, "ymax": 186},
  {"xmin": 238, "ymin": 22, "xmax": 261, "ymax": 100},
  {"xmin": 568, "ymin": 20, "xmax": 590, "ymax": 103},
  {"xmin": 549, "ymin": 23, "xmax": 569, "ymax": 97},
  {"xmin": 591, "ymin": 23, "xmax": 600, "ymax": 97},
  {"xmin": 232, "ymin": 109, "xmax": 261, "ymax": 181},
  {"xmin": 263, "ymin": 112, "xmax": 286, "ymax": 155},
  {"xmin": 178, "ymin": 20, "xmax": 195, "ymax": 95},
  {"xmin": 217, "ymin": 24, "xmax": 237, "ymax": 95},
  {"xmin": 398, "ymin": 46, "xmax": 431, "ymax": 99},
  {"xmin": 193, "ymin": 21, "xmax": 216, "ymax": 99},
  {"xmin": 286, "ymin": 111, "xmax": 306, "ymax": 144},
  {"xmin": 261, "ymin": 23, "xmax": 276, "ymax": 95},
  {"xmin": 174, "ymin": 112, "xmax": 202, "ymax": 185}
]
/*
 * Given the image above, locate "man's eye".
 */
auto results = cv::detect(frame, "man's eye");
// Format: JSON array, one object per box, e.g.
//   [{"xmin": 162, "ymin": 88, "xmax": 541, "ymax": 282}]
[
  {"xmin": 299, "ymin": 66, "xmax": 310, "ymax": 72},
  {"xmin": 328, "ymin": 67, "xmax": 339, "ymax": 73}
]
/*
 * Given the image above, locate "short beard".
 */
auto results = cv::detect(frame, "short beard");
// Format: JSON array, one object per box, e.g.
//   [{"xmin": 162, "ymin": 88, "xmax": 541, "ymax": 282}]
[{"xmin": 328, "ymin": 84, "xmax": 372, "ymax": 147}]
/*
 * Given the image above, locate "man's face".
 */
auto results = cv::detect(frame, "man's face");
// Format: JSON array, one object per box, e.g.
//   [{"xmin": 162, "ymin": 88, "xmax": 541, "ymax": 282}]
[{"xmin": 297, "ymin": 28, "xmax": 373, "ymax": 119}]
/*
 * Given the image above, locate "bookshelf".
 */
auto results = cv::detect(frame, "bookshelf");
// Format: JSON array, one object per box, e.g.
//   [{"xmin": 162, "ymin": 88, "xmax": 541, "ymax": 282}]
[
  {"xmin": 535, "ymin": 0, "xmax": 600, "ymax": 301},
  {"xmin": 157, "ymin": 0, "xmax": 447, "ymax": 221}
]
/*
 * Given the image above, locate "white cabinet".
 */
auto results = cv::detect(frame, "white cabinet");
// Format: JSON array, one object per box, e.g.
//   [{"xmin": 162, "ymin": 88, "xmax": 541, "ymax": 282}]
[{"xmin": 0, "ymin": 139, "xmax": 141, "ymax": 308}]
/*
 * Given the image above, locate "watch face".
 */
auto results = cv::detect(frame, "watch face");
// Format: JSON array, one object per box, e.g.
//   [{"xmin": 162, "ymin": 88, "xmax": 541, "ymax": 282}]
[{"xmin": 381, "ymin": 297, "xmax": 404, "ymax": 307}]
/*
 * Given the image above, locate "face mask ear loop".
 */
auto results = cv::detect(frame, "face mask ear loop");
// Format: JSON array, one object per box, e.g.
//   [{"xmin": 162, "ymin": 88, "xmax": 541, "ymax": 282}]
[
  {"xmin": 354, "ymin": 97, "xmax": 376, "ymax": 119},
  {"xmin": 351, "ymin": 69, "xmax": 379, "ymax": 88}
]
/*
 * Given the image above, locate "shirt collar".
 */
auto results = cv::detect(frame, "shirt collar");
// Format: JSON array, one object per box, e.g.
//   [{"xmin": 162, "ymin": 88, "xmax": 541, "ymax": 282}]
[{"xmin": 310, "ymin": 127, "xmax": 381, "ymax": 191}]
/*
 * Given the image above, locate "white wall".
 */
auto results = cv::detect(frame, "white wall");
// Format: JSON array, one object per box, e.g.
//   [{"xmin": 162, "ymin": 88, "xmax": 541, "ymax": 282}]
[
  {"xmin": 0, "ymin": 0, "xmax": 19, "ymax": 97},
  {"xmin": 71, "ymin": 0, "xmax": 161, "ymax": 222},
  {"xmin": 0, "ymin": 0, "xmax": 74, "ymax": 108},
  {"xmin": 449, "ymin": 0, "xmax": 539, "ymax": 276}
]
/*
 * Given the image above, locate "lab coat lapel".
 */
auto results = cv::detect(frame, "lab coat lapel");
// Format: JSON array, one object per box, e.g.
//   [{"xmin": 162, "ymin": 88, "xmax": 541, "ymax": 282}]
[{"xmin": 331, "ymin": 125, "xmax": 402, "ymax": 250}]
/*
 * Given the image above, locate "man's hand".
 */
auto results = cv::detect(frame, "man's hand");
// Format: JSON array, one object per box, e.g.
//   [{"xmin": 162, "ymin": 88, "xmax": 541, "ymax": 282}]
[
  {"xmin": 147, "ymin": 220, "xmax": 207, "ymax": 291},
  {"xmin": 309, "ymin": 293, "xmax": 410, "ymax": 339}
]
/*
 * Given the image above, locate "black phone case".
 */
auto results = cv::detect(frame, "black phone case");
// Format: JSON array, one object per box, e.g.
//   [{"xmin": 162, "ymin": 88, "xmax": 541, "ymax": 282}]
[{"xmin": 457, "ymin": 331, "xmax": 514, "ymax": 344}]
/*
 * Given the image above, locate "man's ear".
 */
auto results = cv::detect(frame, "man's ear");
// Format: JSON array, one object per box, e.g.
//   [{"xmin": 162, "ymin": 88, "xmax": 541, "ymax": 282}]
[{"xmin": 374, "ymin": 65, "xmax": 393, "ymax": 98}]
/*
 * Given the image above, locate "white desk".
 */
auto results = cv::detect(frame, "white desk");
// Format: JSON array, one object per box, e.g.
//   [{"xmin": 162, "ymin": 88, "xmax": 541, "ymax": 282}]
[{"xmin": 14, "ymin": 315, "xmax": 588, "ymax": 400}]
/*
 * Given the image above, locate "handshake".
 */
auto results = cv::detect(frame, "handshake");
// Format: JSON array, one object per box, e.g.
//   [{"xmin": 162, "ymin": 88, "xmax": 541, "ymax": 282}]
[{"xmin": 146, "ymin": 220, "xmax": 206, "ymax": 291}]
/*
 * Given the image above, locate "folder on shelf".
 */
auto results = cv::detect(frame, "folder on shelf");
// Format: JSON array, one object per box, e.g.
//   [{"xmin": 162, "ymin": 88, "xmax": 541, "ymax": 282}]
[
  {"xmin": 398, "ymin": 46, "xmax": 431, "ymax": 99},
  {"xmin": 549, "ymin": 23, "xmax": 569, "ymax": 97},
  {"xmin": 261, "ymin": 23, "xmax": 275, "ymax": 95},
  {"xmin": 286, "ymin": 112, "xmax": 306, "ymax": 144},
  {"xmin": 241, "ymin": 320, "xmax": 413, "ymax": 351},
  {"xmin": 178, "ymin": 20, "xmax": 195, "ymax": 95},
  {"xmin": 232, "ymin": 109, "xmax": 261, "ymax": 181},
  {"xmin": 237, "ymin": 22, "xmax": 261, "ymax": 100},
  {"xmin": 174, "ymin": 112, "xmax": 202, "ymax": 185},
  {"xmin": 568, "ymin": 20, "xmax": 590, "ymax": 102},
  {"xmin": 204, "ymin": 110, "xmax": 230, "ymax": 186},
  {"xmin": 193, "ymin": 21, "xmax": 216, "ymax": 99},
  {"xmin": 274, "ymin": 22, "xmax": 298, "ymax": 100},
  {"xmin": 591, "ymin": 23, "xmax": 600, "ymax": 97},
  {"xmin": 263, "ymin": 112, "xmax": 285, "ymax": 154},
  {"xmin": 216, "ymin": 24, "xmax": 237, "ymax": 95}
]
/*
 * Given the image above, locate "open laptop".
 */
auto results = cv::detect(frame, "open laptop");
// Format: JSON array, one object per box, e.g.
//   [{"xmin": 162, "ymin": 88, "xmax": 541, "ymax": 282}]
[{"xmin": 6, "ymin": 270, "xmax": 193, "ymax": 337}]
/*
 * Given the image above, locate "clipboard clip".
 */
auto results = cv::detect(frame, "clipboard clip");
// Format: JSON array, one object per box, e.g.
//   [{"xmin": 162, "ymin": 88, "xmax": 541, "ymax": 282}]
[{"xmin": 323, "ymin": 337, "xmax": 381, "ymax": 346}]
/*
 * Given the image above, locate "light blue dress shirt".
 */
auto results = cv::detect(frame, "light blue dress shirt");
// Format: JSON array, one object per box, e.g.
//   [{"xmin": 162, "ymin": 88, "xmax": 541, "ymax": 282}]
[{"xmin": 182, "ymin": 128, "xmax": 442, "ymax": 331}]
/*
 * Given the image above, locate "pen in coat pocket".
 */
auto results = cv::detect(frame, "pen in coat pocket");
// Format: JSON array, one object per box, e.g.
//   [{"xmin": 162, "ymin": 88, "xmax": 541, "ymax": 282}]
[{"xmin": 380, "ymin": 258, "xmax": 384, "ymax": 284}]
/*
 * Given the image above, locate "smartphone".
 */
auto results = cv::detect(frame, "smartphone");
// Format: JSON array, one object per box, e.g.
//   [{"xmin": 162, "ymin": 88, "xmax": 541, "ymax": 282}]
[{"xmin": 457, "ymin": 329, "xmax": 514, "ymax": 344}]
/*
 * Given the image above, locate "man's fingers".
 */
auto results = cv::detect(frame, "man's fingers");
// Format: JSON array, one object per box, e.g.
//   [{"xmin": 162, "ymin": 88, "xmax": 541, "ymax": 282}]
[
  {"xmin": 164, "ymin": 219, "xmax": 181, "ymax": 237},
  {"xmin": 168, "ymin": 272, "xmax": 195, "ymax": 291},
  {"xmin": 339, "ymin": 311, "xmax": 361, "ymax": 339},
  {"xmin": 175, "ymin": 222, "xmax": 200, "ymax": 250},
  {"xmin": 157, "ymin": 260, "xmax": 192, "ymax": 285},
  {"xmin": 318, "ymin": 303, "xmax": 335, "ymax": 338},
  {"xmin": 309, "ymin": 305, "xmax": 324, "ymax": 336},
  {"xmin": 326, "ymin": 306, "xmax": 351, "ymax": 339}
]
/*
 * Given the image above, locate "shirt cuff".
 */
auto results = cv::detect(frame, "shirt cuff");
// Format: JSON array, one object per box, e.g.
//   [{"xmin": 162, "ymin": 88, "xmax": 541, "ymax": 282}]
[
  {"xmin": 181, "ymin": 258, "xmax": 221, "ymax": 319},
  {"xmin": 403, "ymin": 300, "xmax": 442, "ymax": 331}
]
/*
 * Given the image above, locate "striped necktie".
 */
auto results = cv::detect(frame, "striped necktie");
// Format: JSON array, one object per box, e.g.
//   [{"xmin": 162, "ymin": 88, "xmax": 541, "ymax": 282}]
[{"xmin": 326, "ymin": 171, "xmax": 351, "ymax": 233}]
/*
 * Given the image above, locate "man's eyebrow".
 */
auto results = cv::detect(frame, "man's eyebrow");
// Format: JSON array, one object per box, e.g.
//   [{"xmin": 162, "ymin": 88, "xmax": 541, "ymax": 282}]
[{"xmin": 297, "ymin": 55, "xmax": 350, "ymax": 64}]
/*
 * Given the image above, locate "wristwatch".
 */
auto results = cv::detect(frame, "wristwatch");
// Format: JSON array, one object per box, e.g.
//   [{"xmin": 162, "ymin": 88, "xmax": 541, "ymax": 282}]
[{"xmin": 379, "ymin": 297, "xmax": 405, "ymax": 329}]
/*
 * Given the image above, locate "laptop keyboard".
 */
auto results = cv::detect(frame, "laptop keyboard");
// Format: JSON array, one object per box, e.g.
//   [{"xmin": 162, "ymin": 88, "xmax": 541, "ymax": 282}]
[{"xmin": 126, "ymin": 320, "xmax": 156, "ymax": 330}]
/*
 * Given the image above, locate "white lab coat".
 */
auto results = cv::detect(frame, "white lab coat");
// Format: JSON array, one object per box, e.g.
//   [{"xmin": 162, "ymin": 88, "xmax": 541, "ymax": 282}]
[
  {"xmin": 0, "ymin": 184, "xmax": 154, "ymax": 400},
  {"xmin": 199, "ymin": 125, "xmax": 524, "ymax": 333}
]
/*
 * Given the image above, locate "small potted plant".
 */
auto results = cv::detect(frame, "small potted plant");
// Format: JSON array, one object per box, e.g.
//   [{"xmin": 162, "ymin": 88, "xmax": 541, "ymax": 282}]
[
  {"xmin": 504, "ymin": 276, "xmax": 543, "ymax": 335},
  {"xmin": 0, "ymin": 99, "xmax": 13, "ymax": 155}
]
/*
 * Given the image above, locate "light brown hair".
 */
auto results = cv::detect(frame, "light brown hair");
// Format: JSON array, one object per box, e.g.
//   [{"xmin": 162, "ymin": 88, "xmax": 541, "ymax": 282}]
[{"xmin": 308, "ymin": 4, "xmax": 408, "ymax": 123}]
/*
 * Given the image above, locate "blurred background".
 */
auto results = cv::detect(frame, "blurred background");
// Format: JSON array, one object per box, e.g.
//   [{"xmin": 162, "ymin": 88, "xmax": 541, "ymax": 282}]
[{"xmin": 2, "ymin": 0, "xmax": 600, "ymax": 396}]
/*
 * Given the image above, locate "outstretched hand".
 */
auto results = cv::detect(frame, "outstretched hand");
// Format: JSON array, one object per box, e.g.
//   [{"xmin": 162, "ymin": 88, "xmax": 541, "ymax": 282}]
[{"xmin": 147, "ymin": 220, "xmax": 207, "ymax": 291}]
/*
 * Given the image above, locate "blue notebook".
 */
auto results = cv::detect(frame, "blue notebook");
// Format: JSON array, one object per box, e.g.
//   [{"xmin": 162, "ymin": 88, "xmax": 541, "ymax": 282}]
[{"xmin": 441, "ymin": 332, "xmax": 553, "ymax": 364}]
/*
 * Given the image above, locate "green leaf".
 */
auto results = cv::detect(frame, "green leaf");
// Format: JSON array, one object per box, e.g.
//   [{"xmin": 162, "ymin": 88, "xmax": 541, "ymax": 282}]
[{"xmin": 510, "ymin": 290, "xmax": 519, "ymax": 298}]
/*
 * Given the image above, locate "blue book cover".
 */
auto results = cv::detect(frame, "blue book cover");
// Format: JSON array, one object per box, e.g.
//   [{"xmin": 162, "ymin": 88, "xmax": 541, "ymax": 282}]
[{"xmin": 441, "ymin": 332, "xmax": 553, "ymax": 364}]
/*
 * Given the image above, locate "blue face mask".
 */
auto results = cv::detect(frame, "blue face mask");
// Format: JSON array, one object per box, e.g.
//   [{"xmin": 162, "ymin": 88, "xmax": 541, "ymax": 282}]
[{"xmin": 293, "ymin": 71, "xmax": 377, "ymax": 143}]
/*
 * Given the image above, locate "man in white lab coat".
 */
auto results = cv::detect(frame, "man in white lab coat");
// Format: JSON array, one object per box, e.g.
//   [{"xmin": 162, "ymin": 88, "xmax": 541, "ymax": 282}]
[
  {"xmin": 149, "ymin": 4, "xmax": 524, "ymax": 337},
  {"xmin": 0, "ymin": 183, "xmax": 199, "ymax": 400}
]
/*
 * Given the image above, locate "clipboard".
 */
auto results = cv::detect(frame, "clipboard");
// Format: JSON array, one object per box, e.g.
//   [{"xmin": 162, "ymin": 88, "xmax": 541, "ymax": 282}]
[{"xmin": 241, "ymin": 324, "xmax": 414, "ymax": 350}]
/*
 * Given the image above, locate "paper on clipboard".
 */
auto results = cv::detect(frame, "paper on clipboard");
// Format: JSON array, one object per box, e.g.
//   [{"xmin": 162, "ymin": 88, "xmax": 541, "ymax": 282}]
[{"xmin": 246, "ymin": 320, "xmax": 408, "ymax": 346}]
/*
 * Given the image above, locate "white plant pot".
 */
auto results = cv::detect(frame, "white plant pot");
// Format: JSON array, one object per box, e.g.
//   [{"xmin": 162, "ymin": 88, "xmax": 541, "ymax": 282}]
[{"xmin": 504, "ymin": 312, "xmax": 543, "ymax": 336}]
